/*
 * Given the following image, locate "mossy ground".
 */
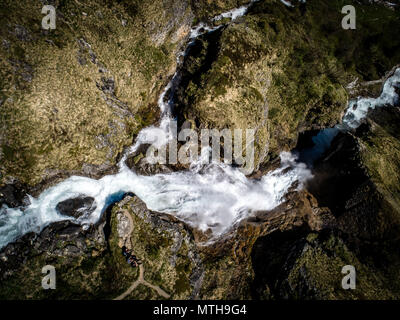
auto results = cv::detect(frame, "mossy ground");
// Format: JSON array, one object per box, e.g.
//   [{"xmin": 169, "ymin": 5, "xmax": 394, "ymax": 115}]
[
  {"xmin": 0, "ymin": 0, "xmax": 190, "ymax": 186},
  {"xmin": 111, "ymin": 197, "xmax": 197, "ymax": 299},
  {"xmin": 283, "ymin": 231, "xmax": 397, "ymax": 300},
  {"xmin": 0, "ymin": 227, "xmax": 138, "ymax": 300},
  {"xmin": 358, "ymin": 120, "xmax": 400, "ymax": 219}
]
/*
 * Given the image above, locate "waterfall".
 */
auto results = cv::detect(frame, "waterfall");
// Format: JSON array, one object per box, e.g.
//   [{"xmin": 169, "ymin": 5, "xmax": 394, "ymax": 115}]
[{"xmin": 1, "ymin": 1, "xmax": 399, "ymax": 249}]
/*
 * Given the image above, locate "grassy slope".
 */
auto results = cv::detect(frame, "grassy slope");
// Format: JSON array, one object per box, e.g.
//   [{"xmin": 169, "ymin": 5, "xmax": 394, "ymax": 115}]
[{"xmin": 0, "ymin": 0, "xmax": 191, "ymax": 186}]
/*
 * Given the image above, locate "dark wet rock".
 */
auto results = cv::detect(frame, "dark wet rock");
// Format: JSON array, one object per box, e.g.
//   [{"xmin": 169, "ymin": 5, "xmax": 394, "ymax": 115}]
[
  {"xmin": 56, "ymin": 196, "xmax": 96, "ymax": 219},
  {"xmin": 394, "ymin": 86, "xmax": 400, "ymax": 97},
  {"xmin": 0, "ymin": 183, "xmax": 29, "ymax": 208},
  {"xmin": 125, "ymin": 144, "xmax": 186, "ymax": 176},
  {"xmin": 306, "ymin": 131, "xmax": 367, "ymax": 218}
]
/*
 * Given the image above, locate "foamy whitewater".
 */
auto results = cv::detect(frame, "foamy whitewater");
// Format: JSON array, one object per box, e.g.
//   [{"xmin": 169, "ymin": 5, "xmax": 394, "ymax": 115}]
[{"xmin": 0, "ymin": 2, "xmax": 399, "ymax": 249}]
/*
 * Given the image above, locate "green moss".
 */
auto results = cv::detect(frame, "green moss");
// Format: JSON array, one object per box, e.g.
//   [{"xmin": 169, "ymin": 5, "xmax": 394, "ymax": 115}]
[
  {"xmin": 358, "ymin": 114, "xmax": 400, "ymax": 219},
  {"xmin": 112, "ymin": 197, "xmax": 197, "ymax": 298},
  {"xmin": 2, "ymin": 145, "xmax": 15, "ymax": 161},
  {"xmin": 174, "ymin": 267, "xmax": 191, "ymax": 295},
  {"xmin": 284, "ymin": 231, "xmax": 397, "ymax": 299},
  {"xmin": 0, "ymin": 0, "xmax": 188, "ymax": 186}
]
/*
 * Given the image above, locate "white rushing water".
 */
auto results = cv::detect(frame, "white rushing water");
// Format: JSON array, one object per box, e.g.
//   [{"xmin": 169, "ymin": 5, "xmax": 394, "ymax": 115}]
[
  {"xmin": 0, "ymin": 1, "xmax": 399, "ymax": 249},
  {"xmin": 0, "ymin": 0, "xmax": 263, "ymax": 248},
  {"xmin": 0, "ymin": 149, "xmax": 312, "ymax": 247}
]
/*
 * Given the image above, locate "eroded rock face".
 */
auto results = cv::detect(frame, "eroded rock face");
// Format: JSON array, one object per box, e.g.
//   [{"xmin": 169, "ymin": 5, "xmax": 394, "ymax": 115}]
[{"xmin": 56, "ymin": 196, "xmax": 96, "ymax": 219}]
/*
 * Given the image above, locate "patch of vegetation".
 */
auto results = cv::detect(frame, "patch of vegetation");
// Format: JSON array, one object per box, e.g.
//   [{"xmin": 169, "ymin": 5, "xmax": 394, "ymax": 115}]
[
  {"xmin": 116, "ymin": 197, "xmax": 196, "ymax": 299},
  {"xmin": 0, "ymin": 0, "xmax": 189, "ymax": 186}
]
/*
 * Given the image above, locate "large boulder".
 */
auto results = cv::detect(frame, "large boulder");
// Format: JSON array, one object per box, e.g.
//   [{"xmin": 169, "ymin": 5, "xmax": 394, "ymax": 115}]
[
  {"xmin": 56, "ymin": 196, "xmax": 96, "ymax": 219},
  {"xmin": 0, "ymin": 182, "xmax": 29, "ymax": 208}
]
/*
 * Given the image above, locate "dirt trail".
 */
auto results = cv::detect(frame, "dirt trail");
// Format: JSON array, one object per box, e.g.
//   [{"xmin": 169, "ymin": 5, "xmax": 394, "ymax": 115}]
[
  {"xmin": 118, "ymin": 209, "xmax": 134, "ymax": 249},
  {"xmin": 114, "ymin": 210, "xmax": 171, "ymax": 300}
]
